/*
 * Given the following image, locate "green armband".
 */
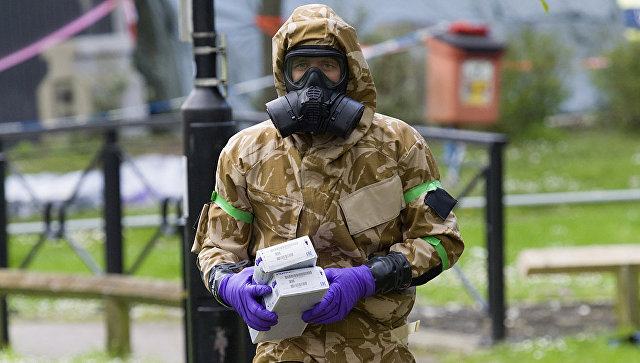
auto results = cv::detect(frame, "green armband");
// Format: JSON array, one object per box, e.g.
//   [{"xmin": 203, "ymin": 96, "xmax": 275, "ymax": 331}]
[
  {"xmin": 422, "ymin": 236, "xmax": 449, "ymax": 270},
  {"xmin": 404, "ymin": 180, "xmax": 442, "ymax": 204},
  {"xmin": 211, "ymin": 191, "xmax": 254, "ymax": 224}
]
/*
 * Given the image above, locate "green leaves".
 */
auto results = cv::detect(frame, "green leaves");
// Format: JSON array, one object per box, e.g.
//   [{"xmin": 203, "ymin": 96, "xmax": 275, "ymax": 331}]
[
  {"xmin": 592, "ymin": 41, "xmax": 640, "ymax": 131},
  {"xmin": 498, "ymin": 28, "xmax": 571, "ymax": 138},
  {"xmin": 540, "ymin": 0, "xmax": 549, "ymax": 13}
]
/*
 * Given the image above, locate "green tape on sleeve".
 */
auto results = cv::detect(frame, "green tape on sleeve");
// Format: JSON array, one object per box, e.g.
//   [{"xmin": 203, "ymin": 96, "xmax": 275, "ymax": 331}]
[
  {"xmin": 404, "ymin": 180, "xmax": 442, "ymax": 204},
  {"xmin": 421, "ymin": 236, "xmax": 449, "ymax": 270},
  {"xmin": 211, "ymin": 191, "xmax": 254, "ymax": 224}
]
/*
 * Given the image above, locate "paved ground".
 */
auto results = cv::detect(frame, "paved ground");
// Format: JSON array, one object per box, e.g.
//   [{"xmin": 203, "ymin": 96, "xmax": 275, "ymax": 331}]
[
  {"xmin": 9, "ymin": 319, "xmax": 185, "ymax": 362},
  {"xmin": 7, "ymin": 316, "xmax": 474, "ymax": 362},
  {"xmin": 5, "ymin": 301, "xmax": 617, "ymax": 362}
]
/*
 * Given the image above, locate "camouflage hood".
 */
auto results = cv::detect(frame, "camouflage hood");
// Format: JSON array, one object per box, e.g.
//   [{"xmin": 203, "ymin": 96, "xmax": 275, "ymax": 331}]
[{"xmin": 272, "ymin": 4, "xmax": 377, "ymax": 136}]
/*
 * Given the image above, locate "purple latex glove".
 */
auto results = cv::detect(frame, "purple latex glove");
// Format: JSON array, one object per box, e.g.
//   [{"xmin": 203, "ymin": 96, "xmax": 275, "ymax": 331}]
[
  {"xmin": 218, "ymin": 266, "xmax": 278, "ymax": 331},
  {"xmin": 301, "ymin": 265, "xmax": 375, "ymax": 325}
]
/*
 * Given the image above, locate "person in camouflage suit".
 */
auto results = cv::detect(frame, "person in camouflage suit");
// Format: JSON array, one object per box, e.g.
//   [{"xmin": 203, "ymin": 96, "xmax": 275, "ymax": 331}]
[{"xmin": 191, "ymin": 4, "xmax": 464, "ymax": 362}]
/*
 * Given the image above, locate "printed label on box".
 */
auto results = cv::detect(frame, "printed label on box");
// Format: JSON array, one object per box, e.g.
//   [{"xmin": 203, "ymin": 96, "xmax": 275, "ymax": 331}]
[
  {"xmin": 250, "ymin": 266, "xmax": 329, "ymax": 343},
  {"xmin": 253, "ymin": 235, "xmax": 317, "ymax": 284}
]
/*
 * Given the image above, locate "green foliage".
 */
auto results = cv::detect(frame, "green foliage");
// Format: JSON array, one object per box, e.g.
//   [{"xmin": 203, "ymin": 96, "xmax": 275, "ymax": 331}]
[
  {"xmin": 362, "ymin": 25, "xmax": 426, "ymax": 124},
  {"xmin": 498, "ymin": 28, "xmax": 571, "ymax": 138},
  {"xmin": 592, "ymin": 41, "xmax": 640, "ymax": 131},
  {"xmin": 0, "ymin": 348, "xmax": 22, "ymax": 362},
  {"xmin": 540, "ymin": 0, "xmax": 549, "ymax": 13},
  {"xmin": 92, "ymin": 67, "xmax": 128, "ymax": 112}
]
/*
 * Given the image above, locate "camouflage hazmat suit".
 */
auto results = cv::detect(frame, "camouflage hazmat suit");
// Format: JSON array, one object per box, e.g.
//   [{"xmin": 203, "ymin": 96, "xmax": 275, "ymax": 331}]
[{"xmin": 191, "ymin": 4, "xmax": 464, "ymax": 362}]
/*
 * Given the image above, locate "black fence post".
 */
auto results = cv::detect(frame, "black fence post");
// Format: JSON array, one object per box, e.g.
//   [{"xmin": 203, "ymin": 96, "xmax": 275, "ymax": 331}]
[
  {"xmin": 104, "ymin": 129, "xmax": 123, "ymax": 275},
  {"xmin": 182, "ymin": 0, "xmax": 253, "ymax": 362},
  {"xmin": 0, "ymin": 140, "xmax": 8, "ymax": 349},
  {"xmin": 103, "ymin": 129, "xmax": 130, "ymax": 356},
  {"xmin": 486, "ymin": 141, "xmax": 506, "ymax": 341}
]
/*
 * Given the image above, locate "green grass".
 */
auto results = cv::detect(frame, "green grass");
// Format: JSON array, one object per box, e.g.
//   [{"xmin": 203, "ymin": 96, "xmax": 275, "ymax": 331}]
[
  {"xmin": 425, "ymin": 331, "xmax": 640, "ymax": 363},
  {"xmin": 415, "ymin": 126, "xmax": 640, "ymax": 306},
  {"xmin": 502, "ymin": 128, "xmax": 640, "ymax": 193},
  {"xmin": 417, "ymin": 202, "xmax": 639, "ymax": 306},
  {"xmin": 5, "ymin": 227, "xmax": 182, "ymax": 323},
  {"xmin": 9, "ymin": 129, "xmax": 181, "ymax": 174},
  {"xmin": 8, "ymin": 227, "xmax": 181, "ymax": 280},
  {"xmin": 430, "ymin": 127, "xmax": 640, "ymax": 196},
  {"xmin": 412, "ymin": 127, "xmax": 640, "ymax": 362}
]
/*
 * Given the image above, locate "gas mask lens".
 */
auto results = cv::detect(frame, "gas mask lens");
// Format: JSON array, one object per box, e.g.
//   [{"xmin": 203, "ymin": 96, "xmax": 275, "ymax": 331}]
[
  {"xmin": 284, "ymin": 46, "xmax": 348, "ymax": 91},
  {"xmin": 285, "ymin": 55, "xmax": 346, "ymax": 88}
]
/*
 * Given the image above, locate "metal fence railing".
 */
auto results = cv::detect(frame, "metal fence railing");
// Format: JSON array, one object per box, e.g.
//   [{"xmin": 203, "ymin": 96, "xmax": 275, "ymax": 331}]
[{"xmin": 0, "ymin": 113, "xmax": 184, "ymax": 350}]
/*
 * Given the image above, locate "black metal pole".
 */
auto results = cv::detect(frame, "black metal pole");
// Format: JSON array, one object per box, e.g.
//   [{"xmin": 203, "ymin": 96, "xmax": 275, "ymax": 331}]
[
  {"xmin": 104, "ymin": 129, "xmax": 123, "ymax": 275},
  {"xmin": 182, "ymin": 1, "xmax": 252, "ymax": 362},
  {"xmin": 0, "ymin": 140, "xmax": 8, "ymax": 349},
  {"xmin": 486, "ymin": 141, "xmax": 506, "ymax": 342},
  {"xmin": 103, "ymin": 129, "xmax": 130, "ymax": 356}
]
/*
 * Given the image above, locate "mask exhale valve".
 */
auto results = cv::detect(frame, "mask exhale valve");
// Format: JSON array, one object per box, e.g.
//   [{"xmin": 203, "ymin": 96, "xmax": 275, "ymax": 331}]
[
  {"xmin": 266, "ymin": 86, "xmax": 364, "ymax": 139},
  {"xmin": 327, "ymin": 93, "xmax": 365, "ymax": 138}
]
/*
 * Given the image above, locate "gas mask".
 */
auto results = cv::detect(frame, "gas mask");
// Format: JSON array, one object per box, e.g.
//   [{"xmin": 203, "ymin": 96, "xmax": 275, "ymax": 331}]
[{"xmin": 266, "ymin": 45, "xmax": 365, "ymax": 139}]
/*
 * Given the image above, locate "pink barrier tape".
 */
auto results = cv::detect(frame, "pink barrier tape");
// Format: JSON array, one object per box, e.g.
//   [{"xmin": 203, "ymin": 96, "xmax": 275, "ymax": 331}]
[{"xmin": 0, "ymin": 0, "xmax": 122, "ymax": 73}]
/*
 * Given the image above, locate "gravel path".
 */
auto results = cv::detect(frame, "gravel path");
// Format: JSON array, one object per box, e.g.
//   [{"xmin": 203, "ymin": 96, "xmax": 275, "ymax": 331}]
[{"xmin": 409, "ymin": 300, "xmax": 617, "ymax": 344}]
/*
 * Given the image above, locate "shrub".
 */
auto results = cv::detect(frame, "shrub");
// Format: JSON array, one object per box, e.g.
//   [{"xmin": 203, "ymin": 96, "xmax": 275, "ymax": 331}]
[
  {"xmin": 498, "ymin": 27, "xmax": 571, "ymax": 138},
  {"xmin": 362, "ymin": 25, "xmax": 426, "ymax": 125},
  {"xmin": 592, "ymin": 40, "xmax": 640, "ymax": 131}
]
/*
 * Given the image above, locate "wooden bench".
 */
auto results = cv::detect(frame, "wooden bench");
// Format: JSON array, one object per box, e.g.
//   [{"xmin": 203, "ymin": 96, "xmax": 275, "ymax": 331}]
[
  {"xmin": 0, "ymin": 268, "xmax": 184, "ymax": 356},
  {"xmin": 517, "ymin": 244, "xmax": 640, "ymax": 329}
]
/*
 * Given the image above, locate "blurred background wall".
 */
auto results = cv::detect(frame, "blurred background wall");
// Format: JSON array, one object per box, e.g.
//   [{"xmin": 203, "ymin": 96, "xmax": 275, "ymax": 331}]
[{"xmin": 0, "ymin": 0, "xmax": 630, "ymax": 124}]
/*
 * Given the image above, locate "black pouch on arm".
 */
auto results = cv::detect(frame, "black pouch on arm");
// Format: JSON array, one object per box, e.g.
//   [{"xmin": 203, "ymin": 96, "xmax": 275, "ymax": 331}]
[{"xmin": 425, "ymin": 188, "xmax": 457, "ymax": 220}]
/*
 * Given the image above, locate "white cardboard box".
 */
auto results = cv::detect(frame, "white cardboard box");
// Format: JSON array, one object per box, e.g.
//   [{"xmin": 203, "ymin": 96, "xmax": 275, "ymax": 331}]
[
  {"xmin": 249, "ymin": 266, "xmax": 329, "ymax": 343},
  {"xmin": 252, "ymin": 235, "xmax": 317, "ymax": 285}
]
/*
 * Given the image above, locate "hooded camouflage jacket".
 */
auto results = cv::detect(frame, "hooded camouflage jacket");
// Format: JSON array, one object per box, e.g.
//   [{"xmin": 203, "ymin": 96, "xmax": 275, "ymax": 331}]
[{"xmin": 192, "ymin": 4, "xmax": 464, "ymax": 362}]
